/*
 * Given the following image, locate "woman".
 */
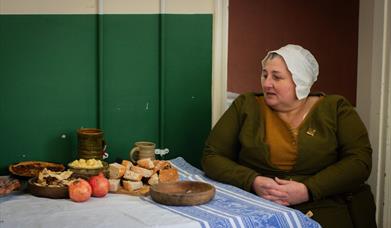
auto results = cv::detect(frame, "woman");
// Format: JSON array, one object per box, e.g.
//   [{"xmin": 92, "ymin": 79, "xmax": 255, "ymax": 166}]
[{"xmin": 201, "ymin": 44, "xmax": 376, "ymax": 228}]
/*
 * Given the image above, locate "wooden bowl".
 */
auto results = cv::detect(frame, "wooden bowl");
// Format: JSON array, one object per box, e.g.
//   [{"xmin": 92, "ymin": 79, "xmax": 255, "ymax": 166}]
[
  {"xmin": 27, "ymin": 177, "xmax": 69, "ymax": 199},
  {"xmin": 150, "ymin": 181, "xmax": 215, "ymax": 206},
  {"xmin": 68, "ymin": 161, "xmax": 109, "ymax": 179},
  {"xmin": 9, "ymin": 161, "xmax": 65, "ymax": 178}
]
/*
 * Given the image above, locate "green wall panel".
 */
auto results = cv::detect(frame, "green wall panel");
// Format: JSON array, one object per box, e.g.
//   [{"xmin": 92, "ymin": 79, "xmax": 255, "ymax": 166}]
[
  {"xmin": 0, "ymin": 15, "xmax": 98, "ymax": 174},
  {"xmin": 0, "ymin": 13, "xmax": 212, "ymax": 174},
  {"xmin": 162, "ymin": 15, "xmax": 212, "ymax": 167},
  {"xmin": 102, "ymin": 15, "xmax": 160, "ymax": 162}
]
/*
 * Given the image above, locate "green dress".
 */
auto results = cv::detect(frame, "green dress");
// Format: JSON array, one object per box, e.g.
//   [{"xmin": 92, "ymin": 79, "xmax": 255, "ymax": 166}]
[{"xmin": 201, "ymin": 92, "xmax": 376, "ymax": 228}]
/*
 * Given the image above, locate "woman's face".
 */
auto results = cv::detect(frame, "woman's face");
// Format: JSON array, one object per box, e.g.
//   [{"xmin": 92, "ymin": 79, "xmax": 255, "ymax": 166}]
[{"xmin": 261, "ymin": 55, "xmax": 297, "ymax": 110}]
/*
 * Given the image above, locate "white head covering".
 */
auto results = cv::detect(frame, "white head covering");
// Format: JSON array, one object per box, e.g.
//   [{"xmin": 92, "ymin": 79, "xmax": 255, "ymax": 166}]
[{"xmin": 261, "ymin": 44, "xmax": 319, "ymax": 100}]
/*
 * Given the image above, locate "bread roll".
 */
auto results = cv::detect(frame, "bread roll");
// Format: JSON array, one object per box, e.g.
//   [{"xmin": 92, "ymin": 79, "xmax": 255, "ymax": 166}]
[
  {"xmin": 122, "ymin": 180, "xmax": 143, "ymax": 191},
  {"xmin": 108, "ymin": 179, "xmax": 121, "ymax": 192},
  {"xmin": 109, "ymin": 163, "xmax": 126, "ymax": 179},
  {"xmin": 153, "ymin": 160, "xmax": 171, "ymax": 173},
  {"xmin": 131, "ymin": 166, "xmax": 153, "ymax": 178},
  {"xmin": 159, "ymin": 168, "xmax": 179, "ymax": 183},
  {"xmin": 121, "ymin": 160, "xmax": 133, "ymax": 170},
  {"xmin": 137, "ymin": 158, "xmax": 155, "ymax": 169},
  {"xmin": 148, "ymin": 173, "xmax": 159, "ymax": 185},
  {"xmin": 123, "ymin": 170, "xmax": 143, "ymax": 181}
]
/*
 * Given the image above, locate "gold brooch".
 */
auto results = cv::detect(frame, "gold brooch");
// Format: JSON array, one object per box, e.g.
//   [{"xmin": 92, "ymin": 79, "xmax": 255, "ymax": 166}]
[{"xmin": 306, "ymin": 128, "xmax": 316, "ymax": 136}]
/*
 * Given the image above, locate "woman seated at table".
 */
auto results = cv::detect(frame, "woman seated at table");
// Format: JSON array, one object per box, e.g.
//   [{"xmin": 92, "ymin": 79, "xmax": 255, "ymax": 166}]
[{"xmin": 201, "ymin": 44, "xmax": 377, "ymax": 228}]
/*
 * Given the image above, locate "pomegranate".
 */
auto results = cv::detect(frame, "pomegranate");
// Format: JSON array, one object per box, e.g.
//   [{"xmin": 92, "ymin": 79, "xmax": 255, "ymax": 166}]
[
  {"xmin": 89, "ymin": 172, "xmax": 109, "ymax": 197},
  {"xmin": 68, "ymin": 179, "xmax": 92, "ymax": 202}
]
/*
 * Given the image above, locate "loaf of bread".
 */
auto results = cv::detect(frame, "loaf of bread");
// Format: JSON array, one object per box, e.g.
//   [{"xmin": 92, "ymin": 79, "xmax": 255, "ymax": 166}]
[
  {"xmin": 148, "ymin": 173, "xmax": 159, "ymax": 185},
  {"xmin": 159, "ymin": 168, "xmax": 179, "ymax": 183},
  {"xmin": 137, "ymin": 158, "xmax": 155, "ymax": 169},
  {"xmin": 131, "ymin": 166, "xmax": 153, "ymax": 178},
  {"xmin": 153, "ymin": 160, "xmax": 171, "ymax": 173},
  {"xmin": 121, "ymin": 160, "xmax": 133, "ymax": 170},
  {"xmin": 109, "ymin": 163, "xmax": 126, "ymax": 179},
  {"xmin": 108, "ymin": 179, "xmax": 121, "ymax": 192},
  {"xmin": 122, "ymin": 180, "xmax": 143, "ymax": 191},
  {"xmin": 123, "ymin": 170, "xmax": 143, "ymax": 181}
]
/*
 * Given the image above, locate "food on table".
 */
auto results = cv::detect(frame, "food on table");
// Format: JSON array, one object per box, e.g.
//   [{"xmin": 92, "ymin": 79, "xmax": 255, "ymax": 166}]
[
  {"xmin": 159, "ymin": 168, "xmax": 179, "ymax": 183},
  {"xmin": 108, "ymin": 163, "xmax": 126, "ymax": 179},
  {"xmin": 123, "ymin": 180, "xmax": 143, "ymax": 191},
  {"xmin": 35, "ymin": 168, "xmax": 74, "ymax": 187},
  {"xmin": 153, "ymin": 160, "xmax": 172, "ymax": 173},
  {"xmin": 108, "ymin": 179, "xmax": 120, "ymax": 192},
  {"xmin": 108, "ymin": 158, "xmax": 179, "ymax": 195},
  {"xmin": 123, "ymin": 170, "xmax": 143, "ymax": 181},
  {"xmin": 68, "ymin": 178, "xmax": 92, "ymax": 202},
  {"xmin": 88, "ymin": 172, "xmax": 109, "ymax": 197},
  {"xmin": 148, "ymin": 173, "xmax": 159, "ymax": 185},
  {"xmin": 131, "ymin": 166, "xmax": 153, "ymax": 178},
  {"xmin": 0, "ymin": 177, "xmax": 21, "ymax": 196},
  {"xmin": 137, "ymin": 158, "xmax": 155, "ymax": 169},
  {"xmin": 9, "ymin": 161, "xmax": 65, "ymax": 177},
  {"xmin": 69, "ymin": 159, "xmax": 103, "ymax": 169},
  {"xmin": 121, "ymin": 160, "xmax": 133, "ymax": 170}
]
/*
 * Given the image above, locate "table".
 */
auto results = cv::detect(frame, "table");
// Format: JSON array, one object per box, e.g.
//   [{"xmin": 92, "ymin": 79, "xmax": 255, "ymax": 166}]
[{"xmin": 0, "ymin": 157, "xmax": 321, "ymax": 228}]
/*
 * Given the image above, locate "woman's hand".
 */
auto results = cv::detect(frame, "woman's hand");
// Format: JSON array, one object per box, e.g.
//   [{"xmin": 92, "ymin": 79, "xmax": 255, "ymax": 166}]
[
  {"xmin": 274, "ymin": 177, "xmax": 309, "ymax": 205},
  {"xmin": 252, "ymin": 176, "xmax": 289, "ymax": 206}
]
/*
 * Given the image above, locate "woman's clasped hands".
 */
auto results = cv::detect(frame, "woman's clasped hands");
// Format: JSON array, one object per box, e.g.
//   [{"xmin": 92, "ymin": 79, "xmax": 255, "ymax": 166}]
[{"xmin": 252, "ymin": 176, "xmax": 309, "ymax": 206}]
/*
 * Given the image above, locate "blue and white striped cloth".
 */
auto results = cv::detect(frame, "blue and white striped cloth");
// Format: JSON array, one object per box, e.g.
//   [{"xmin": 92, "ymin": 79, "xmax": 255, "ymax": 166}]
[{"xmin": 144, "ymin": 157, "xmax": 321, "ymax": 228}]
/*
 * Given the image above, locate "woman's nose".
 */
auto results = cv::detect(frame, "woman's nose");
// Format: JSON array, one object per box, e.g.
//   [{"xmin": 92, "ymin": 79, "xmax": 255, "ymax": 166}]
[{"xmin": 262, "ymin": 76, "xmax": 273, "ymax": 88}]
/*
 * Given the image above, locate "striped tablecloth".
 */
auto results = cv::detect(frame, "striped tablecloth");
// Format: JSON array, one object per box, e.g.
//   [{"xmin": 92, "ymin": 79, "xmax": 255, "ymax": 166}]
[{"xmin": 143, "ymin": 157, "xmax": 321, "ymax": 228}]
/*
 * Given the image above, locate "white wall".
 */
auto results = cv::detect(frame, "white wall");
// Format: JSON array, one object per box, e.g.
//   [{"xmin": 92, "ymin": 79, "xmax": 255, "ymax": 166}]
[{"xmin": 357, "ymin": 0, "xmax": 390, "ymax": 226}]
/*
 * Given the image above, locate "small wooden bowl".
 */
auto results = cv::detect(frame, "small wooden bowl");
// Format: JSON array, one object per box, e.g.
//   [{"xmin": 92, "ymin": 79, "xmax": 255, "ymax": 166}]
[
  {"xmin": 150, "ymin": 181, "xmax": 215, "ymax": 206},
  {"xmin": 68, "ymin": 161, "xmax": 109, "ymax": 179},
  {"xmin": 27, "ymin": 177, "xmax": 69, "ymax": 199}
]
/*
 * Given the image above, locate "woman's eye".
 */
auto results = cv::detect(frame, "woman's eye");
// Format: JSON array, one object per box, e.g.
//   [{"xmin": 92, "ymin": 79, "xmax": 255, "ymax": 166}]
[{"xmin": 273, "ymin": 75, "xmax": 282, "ymax": 80}]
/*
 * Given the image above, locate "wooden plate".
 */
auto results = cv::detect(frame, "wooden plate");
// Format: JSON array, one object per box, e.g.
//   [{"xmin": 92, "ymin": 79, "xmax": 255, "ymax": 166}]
[
  {"xmin": 9, "ymin": 161, "xmax": 65, "ymax": 178},
  {"xmin": 150, "ymin": 181, "xmax": 215, "ymax": 206},
  {"xmin": 27, "ymin": 177, "xmax": 69, "ymax": 199}
]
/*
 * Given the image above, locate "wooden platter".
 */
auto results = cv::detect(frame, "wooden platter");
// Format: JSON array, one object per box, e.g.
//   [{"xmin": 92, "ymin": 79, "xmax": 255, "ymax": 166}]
[
  {"xmin": 9, "ymin": 161, "xmax": 65, "ymax": 178},
  {"xmin": 113, "ymin": 185, "xmax": 150, "ymax": 196}
]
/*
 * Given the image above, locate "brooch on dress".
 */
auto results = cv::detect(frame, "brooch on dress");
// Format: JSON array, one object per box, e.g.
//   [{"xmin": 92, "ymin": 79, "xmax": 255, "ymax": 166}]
[{"xmin": 306, "ymin": 128, "xmax": 316, "ymax": 136}]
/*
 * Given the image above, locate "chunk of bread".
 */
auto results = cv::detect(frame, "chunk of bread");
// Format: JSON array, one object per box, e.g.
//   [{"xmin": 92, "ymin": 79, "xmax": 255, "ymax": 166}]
[
  {"xmin": 108, "ymin": 179, "xmax": 121, "ymax": 192},
  {"xmin": 159, "ymin": 168, "xmax": 179, "ymax": 183},
  {"xmin": 122, "ymin": 180, "xmax": 143, "ymax": 191},
  {"xmin": 148, "ymin": 173, "xmax": 159, "ymax": 185},
  {"xmin": 137, "ymin": 158, "xmax": 155, "ymax": 169},
  {"xmin": 109, "ymin": 163, "xmax": 126, "ymax": 179},
  {"xmin": 131, "ymin": 166, "xmax": 153, "ymax": 178},
  {"xmin": 121, "ymin": 160, "xmax": 133, "ymax": 170},
  {"xmin": 153, "ymin": 160, "xmax": 171, "ymax": 173},
  {"xmin": 123, "ymin": 170, "xmax": 143, "ymax": 181}
]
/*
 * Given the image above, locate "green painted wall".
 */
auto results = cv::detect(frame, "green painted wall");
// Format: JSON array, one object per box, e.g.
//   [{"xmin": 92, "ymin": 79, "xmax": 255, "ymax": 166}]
[{"xmin": 0, "ymin": 14, "xmax": 212, "ymax": 174}]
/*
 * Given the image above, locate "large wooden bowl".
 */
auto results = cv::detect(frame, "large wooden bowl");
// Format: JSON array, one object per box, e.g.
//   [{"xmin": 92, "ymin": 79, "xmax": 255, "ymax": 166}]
[
  {"xmin": 150, "ymin": 181, "xmax": 215, "ymax": 206},
  {"xmin": 27, "ymin": 177, "xmax": 69, "ymax": 199}
]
